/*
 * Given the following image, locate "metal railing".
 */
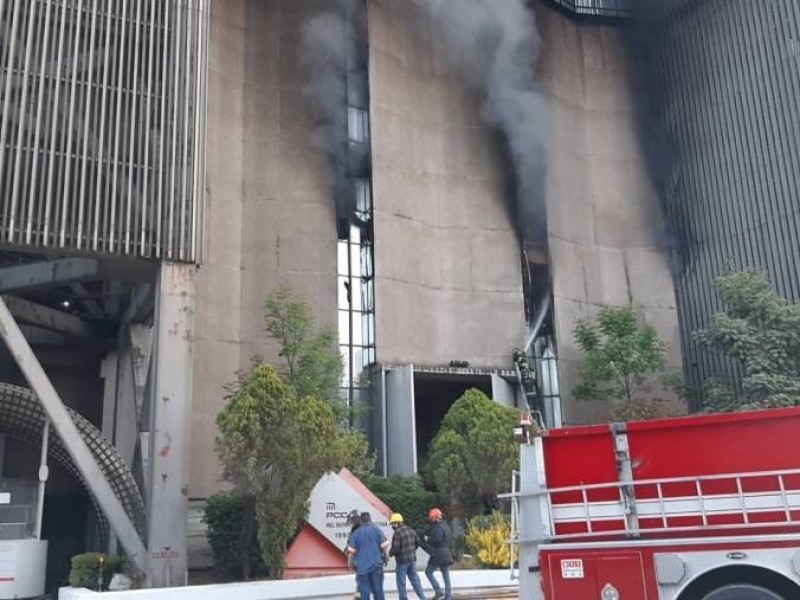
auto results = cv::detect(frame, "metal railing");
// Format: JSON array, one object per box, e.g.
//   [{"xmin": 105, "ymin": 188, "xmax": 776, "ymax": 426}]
[
  {"xmin": 506, "ymin": 468, "xmax": 800, "ymax": 545},
  {"xmin": 549, "ymin": 0, "xmax": 633, "ymax": 18}
]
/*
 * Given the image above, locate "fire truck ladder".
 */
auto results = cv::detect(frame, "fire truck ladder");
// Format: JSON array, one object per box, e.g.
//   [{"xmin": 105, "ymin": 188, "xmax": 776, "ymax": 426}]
[{"xmin": 507, "ymin": 468, "xmax": 800, "ymax": 546}]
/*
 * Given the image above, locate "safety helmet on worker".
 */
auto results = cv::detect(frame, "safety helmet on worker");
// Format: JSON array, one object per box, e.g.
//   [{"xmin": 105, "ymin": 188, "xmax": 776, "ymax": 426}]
[
  {"xmin": 428, "ymin": 507, "xmax": 444, "ymax": 521},
  {"xmin": 390, "ymin": 513, "xmax": 404, "ymax": 525}
]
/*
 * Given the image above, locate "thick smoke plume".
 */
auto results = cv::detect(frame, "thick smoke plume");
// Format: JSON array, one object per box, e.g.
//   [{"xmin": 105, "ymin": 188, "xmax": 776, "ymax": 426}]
[
  {"xmin": 299, "ymin": 1, "xmax": 361, "ymax": 235},
  {"xmin": 418, "ymin": 0, "xmax": 549, "ymax": 245},
  {"xmin": 625, "ymin": 2, "xmax": 688, "ymax": 275}
]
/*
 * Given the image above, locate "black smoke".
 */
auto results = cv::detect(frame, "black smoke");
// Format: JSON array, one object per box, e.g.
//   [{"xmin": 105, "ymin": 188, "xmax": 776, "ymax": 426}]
[
  {"xmin": 417, "ymin": 0, "xmax": 549, "ymax": 246},
  {"xmin": 299, "ymin": 0, "xmax": 364, "ymax": 238}
]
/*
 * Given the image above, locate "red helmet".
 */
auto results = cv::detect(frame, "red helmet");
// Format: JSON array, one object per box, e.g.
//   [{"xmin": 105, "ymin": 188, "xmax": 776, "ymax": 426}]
[{"xmin": 428, "ymin": 507, "xmax": 444, "ymax": 521}]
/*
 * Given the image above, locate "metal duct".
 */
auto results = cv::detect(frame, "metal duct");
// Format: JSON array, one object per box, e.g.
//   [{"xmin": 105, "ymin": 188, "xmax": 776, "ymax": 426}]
[
  {"xmin": 0, "ymin": 382, "xmax": 145, "ymax": 544},
  {"xmin": 0, "ymin": 0, "xmax": 209, "ymax": 263}
]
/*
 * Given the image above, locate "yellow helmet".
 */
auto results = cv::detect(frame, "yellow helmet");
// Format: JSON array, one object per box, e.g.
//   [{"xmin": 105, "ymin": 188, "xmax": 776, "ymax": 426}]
[{"xmin": 389, "ymin": 513, "xmax": 404, "ymax": 524}]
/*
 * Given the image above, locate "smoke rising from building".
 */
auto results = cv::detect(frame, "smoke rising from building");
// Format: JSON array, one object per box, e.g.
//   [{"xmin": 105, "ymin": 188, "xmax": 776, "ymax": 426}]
[
  {"xmin": 418, "ymin": 0, "xmax": 549, "ymax": 245},
  {"xmin": 299, "ymin": 1, "xmax": 362, "ymax": 236}
]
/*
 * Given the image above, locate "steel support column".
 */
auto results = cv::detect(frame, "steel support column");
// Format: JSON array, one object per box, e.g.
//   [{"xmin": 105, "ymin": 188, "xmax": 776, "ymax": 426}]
[
  {"xmin": 0, "ymin": 297, "xmax": 147, "ymax": 570},
  {"xmin": 145, "ymin": 263, "xmax": 194, "ymax": 587}
]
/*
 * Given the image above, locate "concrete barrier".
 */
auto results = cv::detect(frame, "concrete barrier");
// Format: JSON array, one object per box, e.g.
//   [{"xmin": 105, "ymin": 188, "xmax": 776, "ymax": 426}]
[{"xmin": 60, "ymin": 570, "xmax": 517, "ymax": 600}]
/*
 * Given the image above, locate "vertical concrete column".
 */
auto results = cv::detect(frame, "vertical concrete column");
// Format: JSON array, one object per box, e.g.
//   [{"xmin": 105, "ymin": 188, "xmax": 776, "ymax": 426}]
[
  {"xmin": 146, "ymin": 262, "xmax": 195, "ymax": 587},
  {"xmin": 385, "ymin": 365, "xmax": 417, "ymax": 476},
  {"xmin": 491, "ymin": 374, "xmax": 518, "ymax": 409}
]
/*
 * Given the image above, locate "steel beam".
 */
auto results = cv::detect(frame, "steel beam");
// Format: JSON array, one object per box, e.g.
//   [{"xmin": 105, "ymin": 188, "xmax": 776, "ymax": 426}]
[
  {"xmin": 0, "ymin": 296, "xmax": 147, "ymax": 570},
  {"xmin": 4, "ymin": 296, "xmax": 91, "ymax": 338},
  {"xmin": 146, "ymin": 263, "xmax": 194, "ymax": 587},
  {"xmin": 0, "ymin": 259, "xmax": 99, "ymax": 292}
]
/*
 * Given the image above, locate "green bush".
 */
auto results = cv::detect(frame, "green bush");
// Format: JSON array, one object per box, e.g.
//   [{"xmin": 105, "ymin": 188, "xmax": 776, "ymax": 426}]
[
  {"xmin": 68, "ymin": 552, "xmax": 124, "ymax": 590},
  {"xmin": 362, "ymin": 475, "xmax": 438, "ymax": 537},
  {"xmin": 204, "ymin": 492, "xmax": 267, "ymax": 579}
]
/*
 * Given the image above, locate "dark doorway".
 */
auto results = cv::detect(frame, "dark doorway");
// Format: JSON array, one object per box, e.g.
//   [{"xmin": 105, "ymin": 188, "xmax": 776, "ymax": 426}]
[
  {"xmin": 43, "ymin": 494, "xmax": 89, "ymax": 591},
  {"xmin": 414, "ymin": 372, "xmax": 492, "ymax": 469}
]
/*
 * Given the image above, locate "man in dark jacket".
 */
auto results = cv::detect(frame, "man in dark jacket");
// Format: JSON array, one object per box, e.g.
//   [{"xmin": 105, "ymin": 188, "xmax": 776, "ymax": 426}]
[
  {"xmin": 389, "ymin": 513, "xmax": 427, "ymax": 600},
  {"xmin": 424, "ymin": 508, "xmax": 453, "ymax": 600}
]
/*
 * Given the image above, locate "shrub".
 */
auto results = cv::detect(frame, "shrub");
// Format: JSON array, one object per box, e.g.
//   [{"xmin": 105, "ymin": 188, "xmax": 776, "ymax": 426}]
[
  {"xmin": 204, "ymin": 492, "xmax": 267, "ymax": 579},
  {"xmin": 464, "ymin": 511, "xmax": 511, "ymax": 569},
  {"xmin": 362, "ymin": 475, "xmax": 438, "ymax": 536},
  {"xmin": 424, "ymin": 389, "xmax": 519, "ymax": 518},
  {"xmin": 68, "ymin": 552, "xmax": 124, "ymax": 590}
]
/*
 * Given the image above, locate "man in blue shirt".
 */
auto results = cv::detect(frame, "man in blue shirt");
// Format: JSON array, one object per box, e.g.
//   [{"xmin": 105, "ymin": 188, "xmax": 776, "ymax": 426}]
[{"xmin": 347, "ymin": 512, "xmax": 390, "ymax": 600}]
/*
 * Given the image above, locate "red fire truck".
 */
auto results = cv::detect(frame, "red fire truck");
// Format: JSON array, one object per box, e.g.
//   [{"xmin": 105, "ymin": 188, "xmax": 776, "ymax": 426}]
[{"xmin": 506, "ymin": 407, "xmax": 800, "ymax": 599}]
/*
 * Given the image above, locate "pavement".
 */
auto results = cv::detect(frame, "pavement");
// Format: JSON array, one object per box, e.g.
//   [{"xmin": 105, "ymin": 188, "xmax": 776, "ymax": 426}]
[{"xmin": 60, "ymin": 570, "xmax": 518, "ymax": 600}]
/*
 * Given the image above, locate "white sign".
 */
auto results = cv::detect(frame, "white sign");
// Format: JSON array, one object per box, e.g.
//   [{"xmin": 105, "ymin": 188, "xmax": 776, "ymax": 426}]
[
  {"xmin": 305, "ymin": 470, "xmax": 427, "ymax": 568},
  {"xmin": 0, "ymin": 493, "xmax": 9, "ymax": 505},
  {"xmin": 561, "ymin": 558, "xmax": 584, "ymax": 579}
]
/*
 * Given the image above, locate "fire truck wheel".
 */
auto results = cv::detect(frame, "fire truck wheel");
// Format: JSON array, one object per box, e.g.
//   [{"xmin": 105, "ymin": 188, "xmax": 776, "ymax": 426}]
[{"xmin": 701, "ymin": 584, "xmax": 784, "ymax": 600}]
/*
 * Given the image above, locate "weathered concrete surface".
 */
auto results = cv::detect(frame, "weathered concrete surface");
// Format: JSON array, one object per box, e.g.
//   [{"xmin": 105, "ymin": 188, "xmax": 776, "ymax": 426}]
[
  {"xmin": 193, "ymin": 0, "xmax": 682, "ymax": 496},
  {"xmin": 191, "ymin": 0, "xmax": 247, "ymax": 498},
  {"xmin": 368, "ymin": 0, "xmax": 526, "ymax": 370},
  {"xmin": 192, "ymin": 0, "xmax": 338, "ymax": 498},
  {"xmin": 238, "ymin": 0, "xmax": 338, "ymax": 366},
  {"xmin": 537, "ymin": 3, "xmax": 681, "ymax": 424}
]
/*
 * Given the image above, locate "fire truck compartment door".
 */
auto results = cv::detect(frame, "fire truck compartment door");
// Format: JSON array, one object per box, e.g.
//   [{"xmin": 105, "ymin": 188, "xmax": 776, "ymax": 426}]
[{"xmin": 545, "ymin": 551, "xmax": 648, "ymax": 599}]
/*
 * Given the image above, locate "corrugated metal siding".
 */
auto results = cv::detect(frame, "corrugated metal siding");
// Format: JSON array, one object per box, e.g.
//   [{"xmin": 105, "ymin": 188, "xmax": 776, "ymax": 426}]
[
  {"xmin": 652, "ymin": 0, "xmax": 800, "ymax": 402},
  {"xmin": 0, "ymin": 0, "xmax": 209, "ymax": 263}
]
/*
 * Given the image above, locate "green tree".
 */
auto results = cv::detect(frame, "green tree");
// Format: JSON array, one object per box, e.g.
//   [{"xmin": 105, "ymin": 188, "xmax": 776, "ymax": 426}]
[
  {"xmin": 264, "ymin": 285, "xmax": 342, "ymax": 403},
  {"xmin": 424, "ymin": 389, "xmax": 519, "ymax": 518},
  {"xmin": 214, "ymin": 286, "xmax": 373, "ymax": 579},
  {"xmin": 573, "ymin": 307, "xmax": 673, "ymax": 420},
  {"xmin": 695, "ymin": 269, "xmax": 800, "ymax": 411},
  {"xmin": 216, "ymin": 364, "xmax": 348, "ymax": 579},
  {"xmin": 263, "ymin": 285, "xmax": 372, "ymax": 475}
]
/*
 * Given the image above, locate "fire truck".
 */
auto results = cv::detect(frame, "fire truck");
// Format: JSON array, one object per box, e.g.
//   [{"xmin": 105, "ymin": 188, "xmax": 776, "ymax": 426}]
[{"xmin": 506, "ymin": 406, "xmax": 800, "ymax": 599}]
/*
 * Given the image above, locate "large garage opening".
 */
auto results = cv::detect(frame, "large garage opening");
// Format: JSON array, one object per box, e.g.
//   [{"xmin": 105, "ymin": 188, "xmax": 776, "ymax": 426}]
[{"xmin": 413, "ymin": 370, "xmax": 493, "ymax": 470}]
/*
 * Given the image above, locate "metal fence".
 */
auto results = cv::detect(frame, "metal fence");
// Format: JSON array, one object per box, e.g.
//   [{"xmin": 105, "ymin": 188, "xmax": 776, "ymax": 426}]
[{"xmin": 0, "ymin": 0, "xmax": 209, "ymax": 263}]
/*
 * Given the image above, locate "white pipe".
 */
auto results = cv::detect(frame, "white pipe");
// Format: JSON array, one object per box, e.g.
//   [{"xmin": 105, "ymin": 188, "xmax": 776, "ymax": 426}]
[{"xmin": 34, "ymin": 419, "xmax": 50, "ymax": 539}]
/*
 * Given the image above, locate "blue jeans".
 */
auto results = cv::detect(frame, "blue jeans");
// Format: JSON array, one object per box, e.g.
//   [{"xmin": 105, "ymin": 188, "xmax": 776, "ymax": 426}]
[
  {"xmin": 357, "ymin": 565, "xmax": 386, "ymax": 600},
  {"xmin": 396, "ymin": 561, "xmax": 427, "ymax": 600},
  {"xmin": 425, "ymin": 563, "xmax": 451, "ymax": 600}
]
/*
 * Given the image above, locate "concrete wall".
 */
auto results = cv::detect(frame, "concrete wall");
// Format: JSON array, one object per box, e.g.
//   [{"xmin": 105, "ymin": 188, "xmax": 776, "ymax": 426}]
[
  {"xmin": 191, "ymin": 0, "xmax": 247, "ymax": 498},
  {"xmin": 536, "ymin": 3, "xmax": 681, "ymax": 423},
  {"xmin": 368, "ymin": 0, "xmax": 526, "ymax": 370},
  {"xmin": 238, "ymin": 0, "xmax": 338, "ymax": 365},
  {"xmin": 192, "ymin": 0, "xmax": 338, "ymax": 498}
]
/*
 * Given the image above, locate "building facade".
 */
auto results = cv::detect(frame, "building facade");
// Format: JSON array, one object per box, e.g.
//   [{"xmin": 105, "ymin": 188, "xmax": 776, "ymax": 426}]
[{"xmin": 15, "ymin": 0, "xmax": 797, "ymax": 587}]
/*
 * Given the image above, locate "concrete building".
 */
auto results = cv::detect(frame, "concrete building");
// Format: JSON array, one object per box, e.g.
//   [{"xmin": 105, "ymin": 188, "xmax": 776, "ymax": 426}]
[{"xmin": 18, "ymin": 0, "xmax": 800, "ymax": 589}]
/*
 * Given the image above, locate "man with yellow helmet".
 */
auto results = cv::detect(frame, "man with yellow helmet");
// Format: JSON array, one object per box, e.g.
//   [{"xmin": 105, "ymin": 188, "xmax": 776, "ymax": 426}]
[{"xmin": 389, "ymin": 512, "xmax": 427, "ymax": 600}]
